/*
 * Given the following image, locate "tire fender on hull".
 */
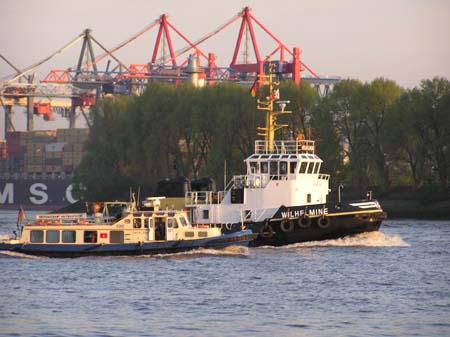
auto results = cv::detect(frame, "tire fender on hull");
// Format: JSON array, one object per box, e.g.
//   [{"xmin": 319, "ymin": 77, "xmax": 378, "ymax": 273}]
[
  {"xmin": 280, "ymin": 219, "xmax": 294, "ymax": 232},
  {"xmin": 297, "ymin": 216, "xmax": 311, "ymax": 228},
  {"xmin": 317, "ymin": 216, "xmax": 330, "ymax": 229}
]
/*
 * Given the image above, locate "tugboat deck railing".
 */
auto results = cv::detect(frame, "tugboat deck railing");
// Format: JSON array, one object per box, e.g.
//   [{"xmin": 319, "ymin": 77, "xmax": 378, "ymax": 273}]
[
  {"xmin": 254, "ymin": 140, "xmax": 315, "ymax": 154},
  {"xmin": 185, "ymin": 191, "xmax": 225, "ymax": 206}
]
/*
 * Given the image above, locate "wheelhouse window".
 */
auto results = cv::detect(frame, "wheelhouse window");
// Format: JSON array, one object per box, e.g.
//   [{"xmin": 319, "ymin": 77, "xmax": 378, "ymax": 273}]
[
  {"xmin": 30, "ymin": 230, "xmax": 44, "ymax": 243},
  {"xmin": 280, "ymin": 162, "xmax": 287, "ymax": 175},
  {"xmin": 133, "ymin": 218, "xmax": 142, "ymax": 228},
  {"xmin": 144, "ymin": 218, "xmax": 149, "ymax": 228},
  {"xmin": 84, "ymin": 231, "xmax": 97, "ymax": 243},
  {"xmin": 290, "ymin": 162, "xmax": 297, "ymax": 174},
  {"xmin": 62, "ymin": 230, "xmax": 76, "ymax": 243},
  {"xmin": 270, "ymin": 161, "xmax": 278, "ymax": 176},
  {"xmin": 307, "ymin": 163, "xmax": 315, "ymax": 174},
  {"xmin": 299, "ymin": 162, "xmax": 308, "ymax": 174},
  {"xmin": 314, "ymin": 163, "xmax": 321, "ymax": 174},
  {"xmin": 261, "ymin": 162, "xmax": 268, "ymax": 174},
  {"xmin": 167, "ymin": 218, "xmax": 174, "ymax": 228},
  {"xmin": 249, "ymin": 162, "xmax": 258, "ymax": 174}
]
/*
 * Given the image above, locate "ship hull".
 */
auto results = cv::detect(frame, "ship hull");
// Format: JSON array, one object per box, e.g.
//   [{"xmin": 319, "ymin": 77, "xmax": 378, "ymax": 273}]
[
  {"xmin": 0, "ymin": 230, "xmax": 255, "ymax": 258},
  {"xmin": 223, "ymin": 199, "xmax": 385, "ymax": 247}
]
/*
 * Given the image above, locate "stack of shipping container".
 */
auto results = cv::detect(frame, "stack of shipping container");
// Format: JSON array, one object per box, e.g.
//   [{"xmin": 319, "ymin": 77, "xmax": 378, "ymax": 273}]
[{"xmin": 0, "ymin": 128, "xmax": 89, "ymax": 175}]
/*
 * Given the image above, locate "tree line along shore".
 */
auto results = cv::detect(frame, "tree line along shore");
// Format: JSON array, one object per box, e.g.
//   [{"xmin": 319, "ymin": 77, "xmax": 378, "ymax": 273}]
[{"xmin": 74, "ymin": 78, "xmax": 450, "ymax": 218}]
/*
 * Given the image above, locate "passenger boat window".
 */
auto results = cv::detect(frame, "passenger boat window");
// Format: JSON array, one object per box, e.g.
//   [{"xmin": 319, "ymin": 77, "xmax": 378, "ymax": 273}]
[
  {"xmin": 84, "ymin": 231, "xmax": 97, "ymax": 243},
  {"xmin": 179, "ymin": 217, "xmax": 188, "ymax": 227},
  {"xmin": 173, "ymin": 219, "xmax": 179, "ymax": 228},
  {"xmin": 133, "ymin": 218, "xmax": 142, "ymax": 228},
  {"xmin": 202, "ymin": 210, "xmax": 209, "ymax": 219},
  {"xmin": 110, "ymin": 231, "xmax": 124, "ymax": 244},
  {"xmin": 307, "ymin": 163, "xmax": 315, "ymax": 174},
  {"xmin": 290, "ymin": 162, "xmax": 297, "ymax": 174},
  {"xmin": 261, "ymin": 162, "xmax": 268, "ymax": 174},
  {"xmin": 30, "ymin": 230, "xmax": 44, "ymax": 243},
  {"xmin": 46, "ymin": 230, "xmax": 60, "ymax": 243},
  {"xmin": 62, "ymin": 230, "xmax": 76, "ymax": 243},
  {"xmin": 280, "ymin": 162, "xmax": 287, "ymax": 175},
  {"xmin": 167, "ymin": 218, "xmax": 173, "ymax": 228},
  {"xmin": 314, "ymin": 163, "xmax": 321, "ymax": 174},
  {"xmin": 299, "ymin": 162, "xmax": 308, "ymax": 174},
  {"xmin": 307, "ymin": 194, "xmax": 311, "ymax": 203},
  {"xmin": 148, "ymin": 218, "xmax": 153, "ymax": 228},
  {"xmin": 144, "ymin": 218, "xmax": 149, "ymax": 228}
]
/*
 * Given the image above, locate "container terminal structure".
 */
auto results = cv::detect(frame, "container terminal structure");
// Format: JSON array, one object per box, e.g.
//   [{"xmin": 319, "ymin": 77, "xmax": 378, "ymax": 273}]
[{"xmin": 0, "ymin": 7, "xmax": 340, "ymax": 209}]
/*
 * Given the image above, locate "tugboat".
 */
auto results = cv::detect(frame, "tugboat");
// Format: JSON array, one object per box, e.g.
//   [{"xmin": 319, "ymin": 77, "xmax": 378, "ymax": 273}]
[
  {"xmin": 184, "ymin": 66, "xmax": 386, "ymax": 246},
  {"xmin": 0, "ymin": 197, "xmax": 255, "ymax": 257}
]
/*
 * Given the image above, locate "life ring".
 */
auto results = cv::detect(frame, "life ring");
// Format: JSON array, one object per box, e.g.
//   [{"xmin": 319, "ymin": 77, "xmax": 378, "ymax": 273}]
[
  {"xmin": 280, "ymin": 219, "xmax": 294, "ymax": 232},
  {"xmin": 225, "ymin": 223, "xmax": 233, "ymax": 231},
  {"xmin": 297, "ymin": 216, "xmax": 311, "ymax": 228},
  {"xmin": 317, "ymin": 216, "xmax": 330, "ymax": 229},
  {"xmin": 260, "ymin": 221, "xmax": 274, "ymax": 238}
]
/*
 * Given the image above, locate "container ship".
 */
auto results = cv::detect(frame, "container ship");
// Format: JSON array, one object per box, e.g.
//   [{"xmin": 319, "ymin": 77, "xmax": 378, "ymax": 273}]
[{"xmin": 0, "ymin": 128, "xmax": 88, "ymax": 210}]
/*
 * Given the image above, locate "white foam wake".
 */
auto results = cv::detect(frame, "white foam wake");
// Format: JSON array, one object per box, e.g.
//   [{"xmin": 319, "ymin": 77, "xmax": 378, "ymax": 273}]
[
  {"xmin": 133, "ymin": 245, "xmax": 249, "ymax": 259},
  {"xmin": 265, "ymin": 231, "xmax": 409, "ymax": 249}
]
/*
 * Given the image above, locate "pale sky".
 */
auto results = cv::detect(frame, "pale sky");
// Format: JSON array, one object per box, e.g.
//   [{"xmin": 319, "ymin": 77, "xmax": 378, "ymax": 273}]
[{"xmin": 1, "ymin": 0, "xmax": 449, "ymax": 134}]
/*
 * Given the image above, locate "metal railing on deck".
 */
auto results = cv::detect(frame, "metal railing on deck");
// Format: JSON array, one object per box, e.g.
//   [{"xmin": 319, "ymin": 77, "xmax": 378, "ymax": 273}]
[
  {"xmin": 185, "ymin": 191, "xmax": 224, "ymax": 206},
  {"xmin": 254, "ymin": 140, "xmax": 315, "ymax": 154}
]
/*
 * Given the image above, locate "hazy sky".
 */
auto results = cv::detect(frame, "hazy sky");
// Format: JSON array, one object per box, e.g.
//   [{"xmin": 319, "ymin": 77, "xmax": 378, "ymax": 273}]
[{"xmin": 1, "ymin": 0, "xmax": 449, "ymax": 133}]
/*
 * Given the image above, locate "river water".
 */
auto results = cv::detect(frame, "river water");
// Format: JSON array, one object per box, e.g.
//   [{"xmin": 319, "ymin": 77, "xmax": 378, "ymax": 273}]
[{"xmin": 0, "ymin": 210, "xmax": 449, "ymax": 337}]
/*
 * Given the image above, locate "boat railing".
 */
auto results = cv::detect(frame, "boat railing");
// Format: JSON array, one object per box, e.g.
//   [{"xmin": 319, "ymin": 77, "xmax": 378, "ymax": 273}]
[
  {"xmin": 35, "ymin": 213, "xmax": 116, "ymax": 225},
  {"xmin": 254, "ymin": 140, "xmax": 315, "ymax": 154},
  {"xmin": 185, "ymin": 191, "xmax": 224, "ymax": 206}
]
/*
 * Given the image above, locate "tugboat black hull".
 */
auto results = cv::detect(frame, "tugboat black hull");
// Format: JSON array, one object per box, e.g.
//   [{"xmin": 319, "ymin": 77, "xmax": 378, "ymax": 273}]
[{"xmin": 224, "ymin": 199, "xmax": 385, "ymax": 247}]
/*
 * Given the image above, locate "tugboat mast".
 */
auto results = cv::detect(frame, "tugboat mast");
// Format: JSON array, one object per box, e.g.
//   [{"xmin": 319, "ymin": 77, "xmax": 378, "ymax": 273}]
[{"xmin": 256, "ymin": 63, "xmax": 291, "ymax": 152}]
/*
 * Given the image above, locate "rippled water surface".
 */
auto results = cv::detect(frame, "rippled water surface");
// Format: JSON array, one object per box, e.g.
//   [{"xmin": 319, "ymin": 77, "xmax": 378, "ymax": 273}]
[{"xmin": 0, "ymin": 211, "xmax": 449, "ymax": 337}]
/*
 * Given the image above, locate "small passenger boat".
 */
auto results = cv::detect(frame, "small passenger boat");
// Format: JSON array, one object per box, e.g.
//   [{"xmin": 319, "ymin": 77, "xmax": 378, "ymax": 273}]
[{"xmin": 0, "ymin": 198, "xmax": 255, "ymax": 258}]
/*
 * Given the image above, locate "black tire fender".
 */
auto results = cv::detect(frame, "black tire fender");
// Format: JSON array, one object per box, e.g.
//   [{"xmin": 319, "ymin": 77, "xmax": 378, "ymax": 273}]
[
  {"xmin": 280, "ymin": 219, "xmax": 294, "ymax": 232},
  {"xmin": 298, "ymin": 215, "xmax": 311, "ymax": 228},
  {"xmin": 317, "ymin": 216, "xmax": 330, "ymax": 229}
]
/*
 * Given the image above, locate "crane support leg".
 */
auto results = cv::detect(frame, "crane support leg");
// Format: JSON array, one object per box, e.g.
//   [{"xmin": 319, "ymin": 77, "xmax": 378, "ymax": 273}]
[
  {"xmin": 26, "ymin": 96, "xmax": 34, "ymax": 131},
  {"xmin": 4, "ymin": 105, "xmax": 14, "ymax": 133},
  {"xmin": 69, "ymin": 99, "xmax": 77, "ymax": 128}
]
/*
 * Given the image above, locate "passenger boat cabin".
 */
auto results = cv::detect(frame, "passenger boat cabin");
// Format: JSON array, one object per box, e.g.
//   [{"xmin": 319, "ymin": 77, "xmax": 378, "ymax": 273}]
[{"xmin": 20, "ymin": 200, "xmax": 221, "ymax": 245}]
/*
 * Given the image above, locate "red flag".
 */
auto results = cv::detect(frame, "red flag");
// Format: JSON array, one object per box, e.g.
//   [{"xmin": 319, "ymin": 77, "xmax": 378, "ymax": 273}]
[{"xmin": 17, "ymin": 206, "xmax": 25, "ymax": 225}]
